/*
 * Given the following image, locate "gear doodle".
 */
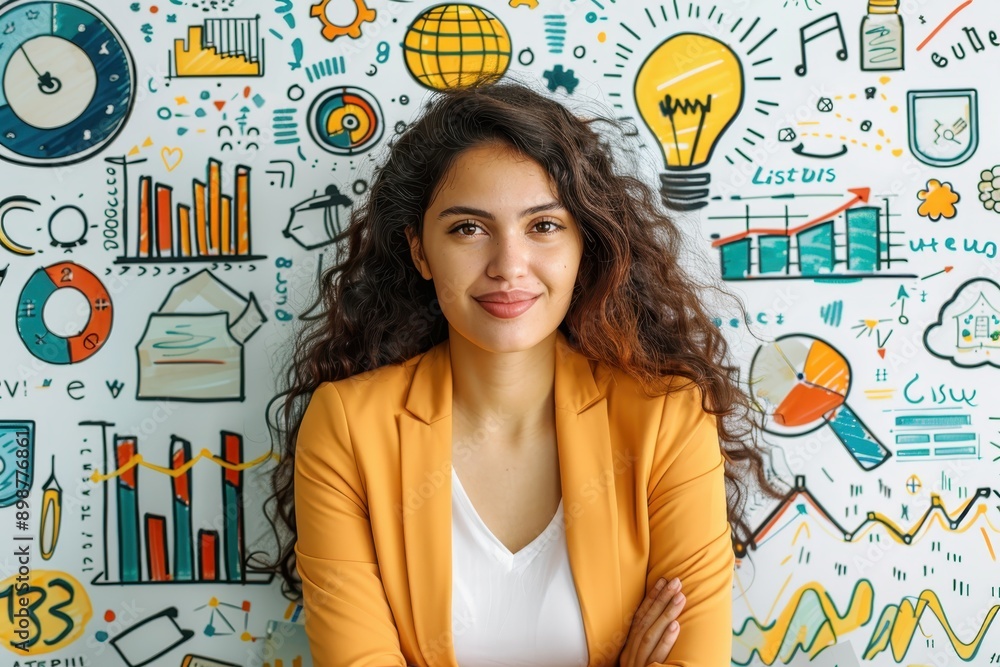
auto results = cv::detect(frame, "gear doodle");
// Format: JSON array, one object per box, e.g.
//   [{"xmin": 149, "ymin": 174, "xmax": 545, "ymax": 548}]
[
  {"xmin": 310, "ymin": 0, "xmax": 376, "ymax": 41},
  {"xmin": 509, "ymin": 0, "xmax": 539, "ymax": 7},
  {"xmin": 541, "ymin": 65, "xmax": 579, "ymax": 95}
]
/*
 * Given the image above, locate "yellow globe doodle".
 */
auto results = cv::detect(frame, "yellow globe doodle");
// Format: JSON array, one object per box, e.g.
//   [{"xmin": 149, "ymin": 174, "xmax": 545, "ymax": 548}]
[
  {"xmin": 403, "ymin": 4, "xmax": 511, "ymax": 90},
  {"xmin": 0, "ymin": 570, "xmax": 93, "ymax": 655}
]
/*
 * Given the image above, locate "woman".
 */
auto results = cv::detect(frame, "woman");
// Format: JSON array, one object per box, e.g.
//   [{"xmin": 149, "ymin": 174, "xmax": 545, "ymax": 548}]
[{"xmin": 259, "ymin": 75, "xmax": 784, "ymax": 667}]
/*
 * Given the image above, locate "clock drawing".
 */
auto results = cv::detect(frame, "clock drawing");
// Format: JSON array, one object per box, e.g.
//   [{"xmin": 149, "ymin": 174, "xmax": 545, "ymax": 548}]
[{"xmin": 0, "ymin": 0, "xmax": 135, "ymax": 166}]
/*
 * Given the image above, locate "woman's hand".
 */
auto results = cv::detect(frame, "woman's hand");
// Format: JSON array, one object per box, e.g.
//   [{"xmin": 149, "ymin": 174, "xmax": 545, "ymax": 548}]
[{"xmin": 619, "ymin": 577, "xmax": 685, "ymax": 667}]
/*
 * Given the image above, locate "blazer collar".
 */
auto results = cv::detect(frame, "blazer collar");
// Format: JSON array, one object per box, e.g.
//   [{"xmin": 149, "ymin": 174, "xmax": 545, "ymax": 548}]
[{"xmin": 399, "ymin": 330, "xmax": 624, "ymax": 667}]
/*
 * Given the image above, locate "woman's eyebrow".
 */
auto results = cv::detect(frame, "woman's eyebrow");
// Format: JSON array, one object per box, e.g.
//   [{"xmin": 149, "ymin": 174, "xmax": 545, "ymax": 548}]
[{"xmin": 435, "ymin": 201, "xmax": 564, "ymax": 221}]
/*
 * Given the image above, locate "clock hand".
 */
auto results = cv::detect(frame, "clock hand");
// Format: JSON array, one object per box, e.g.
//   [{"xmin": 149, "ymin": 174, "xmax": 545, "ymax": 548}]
[{"xmin": 17, "ymin": 44, "xmax": 62, "ymax": 94}]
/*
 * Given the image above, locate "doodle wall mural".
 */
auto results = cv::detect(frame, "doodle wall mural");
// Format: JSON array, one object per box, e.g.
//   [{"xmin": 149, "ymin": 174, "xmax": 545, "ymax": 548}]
[{"xmin": 0, "ymin": 0, "xmax": 998, "ymax": 665}]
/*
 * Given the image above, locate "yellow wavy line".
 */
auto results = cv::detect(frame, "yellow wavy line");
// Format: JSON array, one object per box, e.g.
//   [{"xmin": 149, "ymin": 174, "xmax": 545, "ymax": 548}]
[
  {"xmin": 863, "ymin": 590, "xmax": 999, "ymax": 661},
  {"xmin": 90, "ymin": 448, "xmax": 279, "ymax": 483}
]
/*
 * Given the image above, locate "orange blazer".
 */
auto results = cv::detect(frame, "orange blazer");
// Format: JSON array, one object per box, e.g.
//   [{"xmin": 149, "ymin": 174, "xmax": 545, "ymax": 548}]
[{"xmin": 294, "ymin": 329, "xmax": 734, "ymax": 667}]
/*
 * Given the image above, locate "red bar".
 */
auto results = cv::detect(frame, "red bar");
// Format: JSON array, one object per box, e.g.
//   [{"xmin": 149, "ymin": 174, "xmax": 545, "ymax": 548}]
[
  {"xmin": 222, "ymin": 432, "xmax": 242, "ymax": 487},
  {"xmin": 116, "ymin": 436, "xmax": 137, "ymax": 489},
  {"xmin": 155, "ymin": 184, "xmax": 174, "ymax": 256},
  {"xmin": 138, "ymin": 177, "xmax": 152, "ymax": 257},
  {"xmin": 198, "ymin": 529, "xmax": 218, "ymax": 580},
  {"xmin": 145, "ymin": 514, "xmax": 169, "ymax": 581}
]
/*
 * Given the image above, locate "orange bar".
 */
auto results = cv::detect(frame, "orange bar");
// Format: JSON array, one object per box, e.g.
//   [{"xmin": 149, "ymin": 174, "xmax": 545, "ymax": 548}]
[
  {"xmin": 221, "ymin": 194, "xmax": 232, "ymax": 255},
  {"xmin": 138, "ymin": 176, "xmax": 152, "ymax": 257},
  {"xmin": 155, "ymin": 184, "xmax": 173, "ymax": 257},
  {"xmin": 193, "ymin": 180, "xmax": 207, "ymax": 256},
  {"xmin": 198, "ymin": 529, "xmax": 218, "ymax": 580},
  {"xmin": 235, "ymin": 165, "xmax": 250, "ymax": 255},
  {"xmin": 208, "ymin": 158, "xmax": 221, "ymax": 254},
  {"xmin": 145, "ymin": 514, "xmax": 169, "ymax": 581},
  {"xmin": 178, "ymin": 204, "xmax": 192, "ymax": 257}
]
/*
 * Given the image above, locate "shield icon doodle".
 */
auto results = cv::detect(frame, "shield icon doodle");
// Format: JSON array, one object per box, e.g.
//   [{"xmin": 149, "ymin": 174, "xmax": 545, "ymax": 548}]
[{"xmin": 907, "ymin": 89, "xmax": 979, "ymax": 167}]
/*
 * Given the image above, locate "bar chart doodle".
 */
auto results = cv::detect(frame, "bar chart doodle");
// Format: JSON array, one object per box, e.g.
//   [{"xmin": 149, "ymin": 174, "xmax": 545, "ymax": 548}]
[
  {"xmin": 83, "ymin": 421, "xmax": 275, "ymax": 586},
  {"xmin": 106, "ymin": 156, "xmax": 265, "ymax": 265},
  {"xmin": 168, "ymin": 17, "xmax": 265, "ymax": 78},
  {"xmin": 710, "ymin": 189, "xmax": 915, "ymax": 281}
]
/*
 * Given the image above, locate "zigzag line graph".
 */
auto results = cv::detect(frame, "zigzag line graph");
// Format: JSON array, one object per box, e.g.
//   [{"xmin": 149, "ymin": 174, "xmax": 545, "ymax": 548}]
[{"xmin": 733, "ymin": 475, "xmax": 996, "ymax": 556}]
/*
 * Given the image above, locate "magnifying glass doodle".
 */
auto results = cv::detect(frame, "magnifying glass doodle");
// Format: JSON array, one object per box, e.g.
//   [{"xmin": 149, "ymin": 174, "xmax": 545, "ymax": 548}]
[{"xmin": 748, "ymin": 334, "xmax": 891, "ymax": 471}]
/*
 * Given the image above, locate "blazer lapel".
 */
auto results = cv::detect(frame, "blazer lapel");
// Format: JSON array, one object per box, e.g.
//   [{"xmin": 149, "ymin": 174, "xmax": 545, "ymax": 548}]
[{"xmin": 399, "ymin": 331, "xmax": 623, "ymax": 667}]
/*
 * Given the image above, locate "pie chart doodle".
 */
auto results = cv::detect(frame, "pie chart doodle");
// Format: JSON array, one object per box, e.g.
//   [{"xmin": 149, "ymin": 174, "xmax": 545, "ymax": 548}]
[
  {"xmin": 748, "ymin": 334, "xmax": 891, "ymax": 471},
  {"xmin": 0, "ymin": 0, "xmax": 135, "ymax": 166}
]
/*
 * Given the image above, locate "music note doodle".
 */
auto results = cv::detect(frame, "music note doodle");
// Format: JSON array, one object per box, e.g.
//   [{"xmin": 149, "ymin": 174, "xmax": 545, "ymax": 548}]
[{"xmin": 795, "ymin": 12, "xmax": 848, "ymax": 76}]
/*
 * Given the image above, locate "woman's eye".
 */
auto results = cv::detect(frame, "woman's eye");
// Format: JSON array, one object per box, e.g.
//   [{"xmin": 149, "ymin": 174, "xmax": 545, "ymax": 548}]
[{"xmin": 450, "ymin": 220, "xmax": 564, "ymax": 236}]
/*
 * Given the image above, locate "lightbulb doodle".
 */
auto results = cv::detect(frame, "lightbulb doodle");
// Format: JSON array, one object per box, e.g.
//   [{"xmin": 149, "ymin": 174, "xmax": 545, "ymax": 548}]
[{"xmin": 607, "ymin": 2, "xmax": 781, "ymax": 210}]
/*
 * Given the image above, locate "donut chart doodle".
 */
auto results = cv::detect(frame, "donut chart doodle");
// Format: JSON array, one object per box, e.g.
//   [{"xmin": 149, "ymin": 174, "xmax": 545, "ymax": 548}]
[
  {"xmin": 307, "ymin": 86, "xmax": 384, "ymax": 155},
  {"xmin": 16, "ymin": 261, "xmax": 113, "ymax": 364},
  {"xmin": 0, "ymin": 0, "xmax": 135, "ymax": 166}
]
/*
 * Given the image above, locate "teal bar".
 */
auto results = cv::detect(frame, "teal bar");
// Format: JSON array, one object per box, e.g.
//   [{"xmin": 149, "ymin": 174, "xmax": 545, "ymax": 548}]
[
  {"xmin": 759, "ymin": 235, "xmax": 790, "ymax": 274},
  {"xmin": 797, "ymin": 221, "xmax": 835, "ymax": 276},
  {"xmin": 845, "ymin": 206, "xmax": 880, "ymax": 271},
  {"xmin": 896, "ymin": 448, "xmax": 931, "ymax": 457},
  {"xmin": 933, "ymin": 432, "xmax": 976, "ymax": 442},
  {"xmin": 720, "ymin": 238, "xmax": 752, "ymax": 279},
  {"xmin": 933, "ymin": 446, "xmax": 977, "ymax": 456},
  {"xmin": 224, "ymin": 482, "xmax": 241, "ymax": 580},
  {"xmin": 896, "ymin": 434, "xmax": 930, "ymax": 444},
  {"xmin": 895, "ymin": 415, "xmax": 971, "ymax": 427},
  {"xmin": 173, "ymin": 497, "xmax": 193, "ymax": 581},
  {"xmin": 115, "ymin": 436, "xmax": 140, "ymax": 583}
]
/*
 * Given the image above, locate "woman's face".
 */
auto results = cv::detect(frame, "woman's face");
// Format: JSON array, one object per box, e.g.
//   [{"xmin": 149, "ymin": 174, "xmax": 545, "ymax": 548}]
[{"xmin": 406, "ymin": 142, "xmax": 584, "ymax": 353}]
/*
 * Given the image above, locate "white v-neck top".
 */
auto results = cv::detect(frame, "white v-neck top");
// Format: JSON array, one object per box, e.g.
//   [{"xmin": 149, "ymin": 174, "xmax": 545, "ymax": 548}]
[{"xmin": 450, "ymin": 467, "xmax": 590, "ymax": 667}]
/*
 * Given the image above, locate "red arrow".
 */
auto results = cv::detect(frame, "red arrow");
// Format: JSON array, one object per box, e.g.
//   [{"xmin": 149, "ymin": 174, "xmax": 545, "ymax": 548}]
[{"xmin": 711, "ymin": 188, "xmax": 871, "ymax": 247}]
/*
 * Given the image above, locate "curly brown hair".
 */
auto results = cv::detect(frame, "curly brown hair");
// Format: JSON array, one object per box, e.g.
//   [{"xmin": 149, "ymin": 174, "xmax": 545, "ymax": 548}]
[{"xmin": 253, "ymin": 73, "xmax": 786, "ymax": 600}]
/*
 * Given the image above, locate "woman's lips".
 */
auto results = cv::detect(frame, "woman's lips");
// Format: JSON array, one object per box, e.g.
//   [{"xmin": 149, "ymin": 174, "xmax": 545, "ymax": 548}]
[{"xmin": 475, "ymin": 295, "xmax": 540, "ymax": 318}]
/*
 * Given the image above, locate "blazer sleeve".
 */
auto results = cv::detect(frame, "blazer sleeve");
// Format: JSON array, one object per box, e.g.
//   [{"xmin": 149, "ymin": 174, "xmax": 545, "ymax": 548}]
[
  {"xmin": 294, "ymin": 382, "xmax": 408, "ymax": 667},
  {"xmin": 645, "ymin": 383, "xmax": 735, "ymax": 667}
]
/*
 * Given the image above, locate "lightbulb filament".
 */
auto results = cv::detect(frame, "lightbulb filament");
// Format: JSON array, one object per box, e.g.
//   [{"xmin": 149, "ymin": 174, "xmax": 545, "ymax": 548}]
[{"xmin": 659, "ymin": 94, "xmax": 713, "ymax": 118}]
